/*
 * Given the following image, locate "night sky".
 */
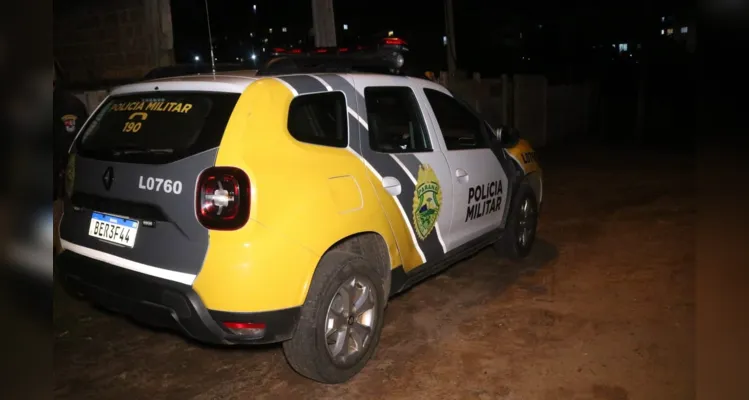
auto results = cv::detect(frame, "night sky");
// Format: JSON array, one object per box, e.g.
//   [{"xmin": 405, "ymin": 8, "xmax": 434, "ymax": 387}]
[{"xmin": 170, "ymin": 0, "xmax": 688, "ymax": 74}]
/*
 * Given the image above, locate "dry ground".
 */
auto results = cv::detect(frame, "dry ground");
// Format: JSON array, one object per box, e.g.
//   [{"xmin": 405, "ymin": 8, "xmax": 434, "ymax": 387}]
[{"xmin": 54, "ymin": 144, "xmax": 694, "ymax": 400}]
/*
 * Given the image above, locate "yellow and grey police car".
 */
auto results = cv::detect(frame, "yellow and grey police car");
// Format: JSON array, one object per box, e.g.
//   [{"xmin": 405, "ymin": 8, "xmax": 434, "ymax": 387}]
[{"xmin": 56, "ymin": 41, "xmax": 542, "ymax": 383}]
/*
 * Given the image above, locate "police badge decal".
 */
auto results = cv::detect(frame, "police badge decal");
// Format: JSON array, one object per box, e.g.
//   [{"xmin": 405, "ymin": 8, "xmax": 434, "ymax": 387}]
[
  {"xmin": 412, "ymin": 164, "xmax": 442, "ymax": 240},
  {"xmin": 61, "ymin": 114, "xmax": 78, "ymax": 133}
]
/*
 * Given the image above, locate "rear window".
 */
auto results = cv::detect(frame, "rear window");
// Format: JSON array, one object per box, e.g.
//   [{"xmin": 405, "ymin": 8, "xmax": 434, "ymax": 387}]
[
  {"xmin": 76, "ymin": 91, "xmax": 240, "ymax": 163},
  {"xmin": 287, "ymin": 91, "xmax": 347, "ymax": 148}
]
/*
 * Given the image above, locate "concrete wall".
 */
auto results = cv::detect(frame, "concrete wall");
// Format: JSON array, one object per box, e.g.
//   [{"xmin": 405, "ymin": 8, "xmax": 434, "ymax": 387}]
[
  {"xmin": 442, "ymin": 72, "xmax": 596, "ymax": 148},
  {"xmin": 54, "ymin": 0, "xmax": 174, "ymax": 86},
  {"xmin": 447, "ymin": 77, "xmax": 507, "ymax": 128},
  {"xmin": 73, "ymin": 90, "xmax": 110, "ymax": 114},
  {"xmin": 513, "ymin": 75, "xmax": 548, "ymax": 147},
  {"xmin": 546, "ymin": 82, "xmax": 595, "ymax": 144}
]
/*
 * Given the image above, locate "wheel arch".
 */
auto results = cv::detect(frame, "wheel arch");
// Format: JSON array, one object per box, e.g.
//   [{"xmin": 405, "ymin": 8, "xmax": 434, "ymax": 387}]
[
  {"xmin": 326, "ymin": 232, "xmax": 394, "ymax": 299},
  {"xmin": 508, "ymin": 157, "xmax": 542, "ymax": 208},
  {"xmin": 525, "ymin": 171, "xmax": 543, "ymax": 206}
]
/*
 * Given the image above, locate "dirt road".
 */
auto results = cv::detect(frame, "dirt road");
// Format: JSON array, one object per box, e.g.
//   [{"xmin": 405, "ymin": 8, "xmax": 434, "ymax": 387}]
[{"xmin": 54, "ymin": 145, "xmax": 694, "ymax": 400}]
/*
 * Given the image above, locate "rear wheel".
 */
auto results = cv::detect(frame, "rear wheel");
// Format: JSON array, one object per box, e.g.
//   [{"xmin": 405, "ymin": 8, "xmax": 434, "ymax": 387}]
[
  {"xmin": 282, "ymin": 251, "xmax": 385, "ymax": 384},
  {"xmin": 496, "ymin": 184, "xmax": 538, "ymax": 259}
]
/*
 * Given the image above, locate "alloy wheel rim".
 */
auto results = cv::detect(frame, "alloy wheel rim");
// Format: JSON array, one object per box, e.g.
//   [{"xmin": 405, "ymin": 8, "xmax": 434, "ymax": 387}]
[
  {"xmin": 324, "ymin": 276, "xmax": 378, "ymax": 365},
  {"xmin": 517, "ymin": 197, "xmax": 537, "ymax": 248}
]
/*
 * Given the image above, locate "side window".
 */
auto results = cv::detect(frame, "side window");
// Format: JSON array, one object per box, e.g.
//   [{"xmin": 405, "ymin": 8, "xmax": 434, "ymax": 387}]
[
  {"xmin": 364, "ymin": 86, "xmax": 431, "ymax": 153},
  {"xmin": 287, "ymin": 91, "xmax": 347, "ymax": 147},
  {"xmin": 423, "ymin": 88, "xmax": 489, "ymax": 150}
]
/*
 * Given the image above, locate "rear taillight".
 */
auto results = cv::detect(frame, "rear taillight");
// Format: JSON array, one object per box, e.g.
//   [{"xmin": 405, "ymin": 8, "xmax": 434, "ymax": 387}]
[{"xmin": 196, "ymin": 167, "xmax": 250, "ymax": 230}]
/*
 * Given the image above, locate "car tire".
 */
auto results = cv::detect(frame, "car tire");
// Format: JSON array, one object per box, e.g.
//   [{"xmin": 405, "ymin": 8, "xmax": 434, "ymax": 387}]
[
  {"xmin": 496, "ymin": 183, "xmax": 538, "ymax": 259},
  {"xmin": 282, "ymin": 250, "xmax": 386, "ymax": 384}
]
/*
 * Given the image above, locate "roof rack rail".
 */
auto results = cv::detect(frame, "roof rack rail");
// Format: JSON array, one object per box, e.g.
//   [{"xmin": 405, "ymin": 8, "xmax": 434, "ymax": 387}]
[{"xmin": 256, "ymin": 48, "xmax": 407, "ymax": 76}]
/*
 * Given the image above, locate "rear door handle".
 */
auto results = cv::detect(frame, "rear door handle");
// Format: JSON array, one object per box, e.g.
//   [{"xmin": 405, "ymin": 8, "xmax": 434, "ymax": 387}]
[
  {"xmin": 382, "ymin": 176, "xmax": 402, "ymax": 196},
  {"xmin": 455, "ymin": 169, "xmax": 469, "ymax": 183}
]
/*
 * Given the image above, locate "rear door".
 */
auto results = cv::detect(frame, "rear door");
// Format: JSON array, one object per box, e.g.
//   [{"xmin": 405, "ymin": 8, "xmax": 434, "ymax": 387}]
[
  {"xmin": 420, "ymin": 87, "xmax": 509, "ymax": 249},
  {"xmin": 60, "ymin": 90, "xmax": 240, "ymax": 284}
]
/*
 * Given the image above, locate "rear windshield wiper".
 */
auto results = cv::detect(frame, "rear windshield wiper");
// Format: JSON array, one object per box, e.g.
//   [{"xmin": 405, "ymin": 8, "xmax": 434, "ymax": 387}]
[{"xmin": 110, "ymin": 147, "xmax": 175, "ymax": 156}]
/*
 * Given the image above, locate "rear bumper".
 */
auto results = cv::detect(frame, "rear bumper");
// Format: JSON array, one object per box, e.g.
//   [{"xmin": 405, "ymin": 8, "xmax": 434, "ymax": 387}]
[{"xmin": 55, "ymin": 250, "xmax": 300, "ymax": 345}]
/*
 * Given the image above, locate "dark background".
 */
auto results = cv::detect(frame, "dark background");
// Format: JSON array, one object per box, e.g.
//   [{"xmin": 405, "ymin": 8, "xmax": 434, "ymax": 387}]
[
  {"xmin": 170, "ymin": 0, "xmax": 695, "ymax": 145},
  {"xmin": 171, "ymin": 0, "xmax": 691, "ymax": 76}
]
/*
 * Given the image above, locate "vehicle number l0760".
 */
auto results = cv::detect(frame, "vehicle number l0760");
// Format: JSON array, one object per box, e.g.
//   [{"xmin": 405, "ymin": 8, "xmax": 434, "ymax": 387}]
[{"xmin": 138, "ymin": 176, "xmax": 183, "ymax": 194}]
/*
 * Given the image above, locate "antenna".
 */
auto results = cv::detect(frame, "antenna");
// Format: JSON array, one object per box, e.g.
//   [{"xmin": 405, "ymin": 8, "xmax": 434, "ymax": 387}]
[{"xmin": 204, "ymin": 0, "xmax": 216, "ymax": 74}]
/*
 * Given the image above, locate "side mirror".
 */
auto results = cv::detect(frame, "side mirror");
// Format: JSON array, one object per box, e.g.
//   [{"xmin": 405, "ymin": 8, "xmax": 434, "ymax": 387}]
[
  {"xmin": 493, "ymin": 125, "xmax": 520, "ymax": 147},
  {"xmin": 494, "ymin": 127, "xmax": 504, "ymax": 142}
]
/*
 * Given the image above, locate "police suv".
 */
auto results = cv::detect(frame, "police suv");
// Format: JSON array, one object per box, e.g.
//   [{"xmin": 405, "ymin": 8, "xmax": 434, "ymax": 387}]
[{"xmin": 56, "ymin": 39, "xmax": 543, "ymax": 383}]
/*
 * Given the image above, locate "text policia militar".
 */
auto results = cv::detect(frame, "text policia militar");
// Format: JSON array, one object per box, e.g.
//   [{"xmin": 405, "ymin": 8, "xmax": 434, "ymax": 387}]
[
  {"xmin": 110, "ymin": 101, "xmax": 193, "ymax": 114},
  {"xmin": 466, "ymin": 180, "xmax": 503, "ymax": 222}
]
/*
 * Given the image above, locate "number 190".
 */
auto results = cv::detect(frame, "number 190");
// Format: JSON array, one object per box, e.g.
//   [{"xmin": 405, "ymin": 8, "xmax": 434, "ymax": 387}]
[{"xmin": 122, "ymin": 122, "xmax": 142, "ymax": 132}]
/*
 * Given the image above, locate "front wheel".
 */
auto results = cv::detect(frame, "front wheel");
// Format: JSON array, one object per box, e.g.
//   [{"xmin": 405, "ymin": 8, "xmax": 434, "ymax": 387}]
[
  {"xmin": 496, "ymin": 184, "xmax": 539, "ymax": 259},
  {"xmin": 282, "ymin": 251, "xmax": 385, "ymax": 384}
]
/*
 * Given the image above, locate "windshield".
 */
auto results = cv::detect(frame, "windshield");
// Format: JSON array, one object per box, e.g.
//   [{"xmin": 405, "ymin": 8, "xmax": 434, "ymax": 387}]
[{"xmin": 75, "ymin": 91, "xmax": 240, "ymax": 163}]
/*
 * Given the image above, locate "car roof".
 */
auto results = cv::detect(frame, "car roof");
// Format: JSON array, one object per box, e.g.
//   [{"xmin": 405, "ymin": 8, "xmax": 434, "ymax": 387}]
[
  {"xmin": 142, "ymin": 63, "xmax": 253, "ymax": 80},
  {"xmin": 147, "ymin": 69, "xmax": 261, "ymax": 80},
  {"xmin": 111, "ymin": 70, "xmax": 260, "ymax": 95},
  {"xmin": 110, "ymin": 70, "xmax": 443, "ymax": 97}
]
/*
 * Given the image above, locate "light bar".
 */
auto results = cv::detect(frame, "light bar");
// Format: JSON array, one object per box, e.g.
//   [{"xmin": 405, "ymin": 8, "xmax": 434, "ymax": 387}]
[
  {"xmin": 258, "ymin": 36, "xmax": 411, "ymax": 77},
  {"xmin": 383, "ymin": 37, "xmax": 407, "ymax": 46},
  {"xmin": 259, "ymin": 51, "xmax": 407, "ymax": 76},
  {"xmin": 269, "ymin": 36, "xmax": 408, "ymax": 57}
]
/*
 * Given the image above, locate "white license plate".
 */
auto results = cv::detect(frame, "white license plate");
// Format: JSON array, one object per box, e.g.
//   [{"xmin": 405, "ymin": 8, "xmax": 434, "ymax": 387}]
[{"xmin": 88, "ymin": 212, "xmax": 139, "ymax": 248}]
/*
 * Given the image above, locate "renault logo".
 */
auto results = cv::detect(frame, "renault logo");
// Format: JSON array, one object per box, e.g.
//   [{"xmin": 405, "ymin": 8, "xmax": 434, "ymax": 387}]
[{"xmin": 102, "ymin": 167, "xmax": 114, "ymax": 191}]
